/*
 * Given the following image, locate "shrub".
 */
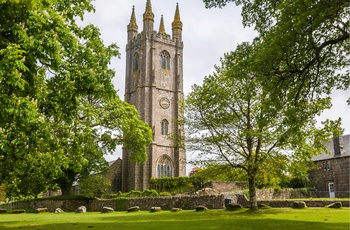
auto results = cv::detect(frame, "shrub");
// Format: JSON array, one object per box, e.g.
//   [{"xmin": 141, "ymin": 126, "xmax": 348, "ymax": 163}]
[
  {"xmin": 79, "ymin": 175, "xmax": 111, "ymax": 198},
  {"xmin": 149, "ymin": 176, "xmax": 200, "ymax": 194},
  {"xmin": 142, "ymin": 190, "xmax": 159, "ymax": 197},
  {"xmin": 125, "ymin": 190, "xmax": 142, "ymax": 197},
  {"xmin": 159, "ymin": 192, "xmax": 172, "ymax": 197}
]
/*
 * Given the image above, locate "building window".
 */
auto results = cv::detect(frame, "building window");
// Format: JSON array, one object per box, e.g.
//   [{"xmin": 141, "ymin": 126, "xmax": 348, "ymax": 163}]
[
  {"xmin": 160, "ymin": 51, "xmax": 170, "ymax": 70},
  {"xmin": 156, "ymin": 155, "xmax": 173, "ymax": 178},
  {"xmin": 323, "ymin": 161, "xmax": 330, "ymax": 171},
  {"xmin": 161, "ymin": 119, "xmax": 169, "ymax": 135},
  {"xmin": 133, "ymin": 53, "xmax": 139, "ymax": 71}
]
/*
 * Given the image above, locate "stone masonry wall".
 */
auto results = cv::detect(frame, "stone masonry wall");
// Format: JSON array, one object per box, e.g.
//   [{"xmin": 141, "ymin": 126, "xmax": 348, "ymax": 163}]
[
  {"xmin": 0, "ymin": 195, "xmax": 225, "ymax": 212},
  {"xmin": 1, "ymin": 194, "xmax": 348, "ymax": 212},
  {"xmin": 204, "ymin": 182, "xmax": 247, "ymax": 193},
  {"xmin": 309, "ymin": 156, "xmax": 350, "ymax": 198}
]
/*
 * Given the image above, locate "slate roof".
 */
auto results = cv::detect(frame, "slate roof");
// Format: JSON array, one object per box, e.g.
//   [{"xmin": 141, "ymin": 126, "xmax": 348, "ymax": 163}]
[{"xmin": 312, "ymin": 134, "xmax": 350, "ymax": 161}]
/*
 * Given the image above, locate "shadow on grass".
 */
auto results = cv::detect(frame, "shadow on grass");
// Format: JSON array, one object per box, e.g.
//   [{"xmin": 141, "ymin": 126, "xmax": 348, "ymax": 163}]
[
  {"xmin": 0, "ymin": 218, "xmax": 347, "ymax": 230},
  {"xmin": 0, "ymin": 209, "xmax": 348, "ymax": 230}
]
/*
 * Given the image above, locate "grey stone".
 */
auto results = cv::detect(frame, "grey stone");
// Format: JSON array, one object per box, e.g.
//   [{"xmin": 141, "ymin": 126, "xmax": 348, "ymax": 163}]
[
  {"xmin": 171, "ymin": 208, "xmax": 182, "ymax": 212},
  {"xmin": 102, "ymin": 206, "xmax": 114, "ymax": 213},
  {"xmin": 195, "ymin": 206, "xmax": 208, "ymax": 212},
  {"xmin": 77, "ymin": 206, "xmax": 87, "ymax": 213},
  {"xmin": 35, "ymin": 208, "xmax": 48, "ymax": 213},
  {"xmin": 55, "ymin": 208, "xmax": 64, "ymax": 214},
  {"xmin": 326, "ymin": 202, "xmax": 342, "ymax": 208},
  {"xmin": 127, "ymin": 206, "xmax": 140, "ymax": 212},
  {"xmin": 11, "ymin": 210, "xmax": 26, "ymax": 214},
  {"xmin": 292, "ymin": 201, "xmax": 307, "ymax": 209},
  {"xmin": 226, "ymin": 203, "xmax": 243, "ymax": 211},
  {"xmin": 0, "ymin": 209, "xmax": 7, "ymax": 214},
  {"xmin": 150, "ymin": 207, "xmax": 162, "ymax": 212}
]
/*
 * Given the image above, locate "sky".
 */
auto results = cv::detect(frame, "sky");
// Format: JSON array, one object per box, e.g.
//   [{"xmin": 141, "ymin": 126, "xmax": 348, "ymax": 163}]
[{"xmin": 81, "ymin": 0, "xmax": 350, "ymax": 166}]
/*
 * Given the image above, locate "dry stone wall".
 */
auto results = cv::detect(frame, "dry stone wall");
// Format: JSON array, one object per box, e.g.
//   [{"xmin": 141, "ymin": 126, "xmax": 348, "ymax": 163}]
[
  {"xmin": 1, "ymin": 194, "xmax": 348, "ymax": 212},
  {"xmin": 0, "ymin": 195, "xmax": 225, "ymax": 212}
]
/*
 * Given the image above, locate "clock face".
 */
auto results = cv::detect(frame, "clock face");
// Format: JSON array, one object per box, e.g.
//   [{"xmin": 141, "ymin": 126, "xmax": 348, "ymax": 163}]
[{"xmin": 159, "ymin": 97, "xmax": 170, "ymax": 109}]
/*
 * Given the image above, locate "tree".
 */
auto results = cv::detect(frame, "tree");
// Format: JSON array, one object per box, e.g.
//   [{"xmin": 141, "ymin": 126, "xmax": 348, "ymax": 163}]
[
  {"xmin": 202, "ymin": 0, "xmax": 349, "ymax": 103},
  {"xmin": 0, "ymin": 0, "xmax": 152, "ymax": 197},
  {"xmin": 185, "ymin": 43, "xmax": 336, "ymax": 210},
  {"xmin": 79, "ymin": 174, "xmax": 111, "ymax": 198},
  {"xmin": 54, "ymin": 97, "xmax": 152, "ymax": 195}
]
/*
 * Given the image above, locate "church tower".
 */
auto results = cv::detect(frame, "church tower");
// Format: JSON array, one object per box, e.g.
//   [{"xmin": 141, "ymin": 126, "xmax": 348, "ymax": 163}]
[{"xmin": 122, "ymin": 1, "xmax": 186, "ymax": 191}]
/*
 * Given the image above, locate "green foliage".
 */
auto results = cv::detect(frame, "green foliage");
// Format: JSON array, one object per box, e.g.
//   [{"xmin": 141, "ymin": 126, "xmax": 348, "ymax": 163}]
[
  {"xmin": 37, "ymin": 195, "xmax": 92, "ymax": 201},
  {"xmin": 203, "ymin": 0, "xmax": 349, "ymax": 102},
  {"xmin": 185, "ymin": 43, "xmax": 334, "ymax": 210},
  {"xmin": 79, "ymin": 175, "xmax": 111, "ymax": 198},
  {"xmin": 150, "ymin": 176, "xmax": 205, "ymax": 194},
  {"xmin": 0, "ymin": 186, "xmax": 5, "ymax": 202},
  {"xmin": 114, "ymin": 198, "xmax": 129, "ymax": 211},
  {"xmin": 124, "ymin": 190, "xmax": 142, "ymax": 198},
  {"xmin": 159, "ymin": 192, "xmax": 172, "ymax": 197},
  {"xmin": 141, "ymin": 189, "xmax": 159, "ymax": 197},
  {"xmin": 0, "ymin": 0, "xmax": 152, "ymax": 197}
]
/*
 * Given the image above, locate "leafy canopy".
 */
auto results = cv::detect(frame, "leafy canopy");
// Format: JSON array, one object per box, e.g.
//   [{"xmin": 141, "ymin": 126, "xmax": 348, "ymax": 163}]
[
  {"xmin": 185, "ymin": 43, "xmax": 338, "ymax": 209},
  {"xmin": 0, "ymin": 0, "xmax": 152, "ymax": 197},
  {"xmin": 202, "ymin": 0, "xmax": 349, "ymax": 102}
]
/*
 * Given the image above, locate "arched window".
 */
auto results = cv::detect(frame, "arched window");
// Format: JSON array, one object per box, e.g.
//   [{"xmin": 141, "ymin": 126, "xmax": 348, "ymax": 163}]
[
  {"xmin": 156, "ymin": 155, "xmax": 173, "ymax": 177},
  {"xmin": 133, "ymin": 52, "xmax": 139, "ymax": 71},
  {"xmin": 161, "ymin": 119, "xmax": 169, "ymax": 135},
  {"xmin": 160, "ymin": 51, "xmax": 170, "ymax": 70}
]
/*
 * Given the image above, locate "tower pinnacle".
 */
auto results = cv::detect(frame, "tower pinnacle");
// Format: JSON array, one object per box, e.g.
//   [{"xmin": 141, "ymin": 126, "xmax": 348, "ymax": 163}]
[
  {"xmin": 143, "ymin": 0, "xmax": 154, "ymax": 33},
  {"xmin": 172, "ymin": 3, "xmax": 182, "ymax": 41},
  {"xmin": 143, "ymin": 0, "xmax": 154, "ymax": 22},
  {"xmin": 158, "ymin": 15, "xmax": 166, "ymax": 35},
  {"xmin": 127, "ymin": 6, "xmax": 138, "ymax": 32},
  {"xmin": 172, "ymin": 3, "xmax": 182, "ymax": 30}
]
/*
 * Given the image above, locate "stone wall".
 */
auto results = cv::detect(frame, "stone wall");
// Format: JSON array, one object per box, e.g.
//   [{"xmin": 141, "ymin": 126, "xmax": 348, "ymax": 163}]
[
  {"xmin": 204, "ymin": 182, "xmax": 247, "ymax": 193},
  {"xmin": 254, "ymin": 188, "xmax": 311, "ymax": 200},
  {"xmin": 309, "ymin": 156, "xmax": 350, "ymax": 198},
  {"xmin": 256, "ymin": 200, "xmax": 350, "ymax": 208},
  {"xmin": 0, "ymin": 195, "xmax": 225, "ymax": 212},
  {"xmin": 1, "ymin": 194, "xmax": 348, "ymax": 212}
]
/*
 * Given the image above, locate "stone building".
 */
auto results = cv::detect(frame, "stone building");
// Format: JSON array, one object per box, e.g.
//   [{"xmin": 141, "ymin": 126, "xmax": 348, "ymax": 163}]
[
  {"xmin": 105, "ymin": 158, "xmax": 122, "ymax": 193},
  {"xmin": 116, "ymin": 0, "xmax": 186, "ymax": 192},
  {"xmin": 309, "ymin": 134, "xmax": 350, "ymax": 198}
]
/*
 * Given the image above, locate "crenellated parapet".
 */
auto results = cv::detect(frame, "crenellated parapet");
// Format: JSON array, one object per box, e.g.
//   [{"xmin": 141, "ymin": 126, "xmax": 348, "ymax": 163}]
[{"xmin": 127, "ymin": 1, "xmax": 183, "ymax": 43}]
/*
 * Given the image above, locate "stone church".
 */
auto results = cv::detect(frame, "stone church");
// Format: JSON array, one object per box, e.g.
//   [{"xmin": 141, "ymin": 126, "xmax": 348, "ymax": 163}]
[{"xmin": 107, "ymin": 0, "xmax": 186, "ymax": 192}]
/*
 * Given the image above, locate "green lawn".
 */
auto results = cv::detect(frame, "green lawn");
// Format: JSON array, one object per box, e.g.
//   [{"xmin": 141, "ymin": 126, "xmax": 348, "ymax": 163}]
[{"xmin": 0, "ymin": 208, "xmax": 349, "ymax": 230}]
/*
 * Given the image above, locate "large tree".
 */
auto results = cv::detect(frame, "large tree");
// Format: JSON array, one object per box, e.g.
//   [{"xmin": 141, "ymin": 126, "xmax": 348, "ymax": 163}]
[
  {"xmin": 203, "ymin": 0, "xmax": 349, "ymax": 102},
  {"xmin": 0, "ymin": 0, "xmax": 152, "ymax": 197},
  {"xmin": 185, "ymin": 43, "xmax": 337, "ymax": 210}
]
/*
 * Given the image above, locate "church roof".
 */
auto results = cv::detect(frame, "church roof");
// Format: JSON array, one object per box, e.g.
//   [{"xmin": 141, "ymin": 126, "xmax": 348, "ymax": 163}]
[{"xmin": 312, "ymin": 134, "xmax": 350, "ymax": 161}]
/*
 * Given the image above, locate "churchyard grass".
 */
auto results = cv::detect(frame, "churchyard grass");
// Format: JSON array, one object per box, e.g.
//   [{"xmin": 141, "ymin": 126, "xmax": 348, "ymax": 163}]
[{"xmin": 0, "ymin": 208, "xmax": 348, "ymax": 230}]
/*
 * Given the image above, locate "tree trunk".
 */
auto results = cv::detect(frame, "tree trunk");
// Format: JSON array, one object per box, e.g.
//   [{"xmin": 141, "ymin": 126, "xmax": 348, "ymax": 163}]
[
  {"xmin": 56, "ymin": 168, "xmax": 77, "ymax": 196},
  {"xmin": 248, "ymin": 176, "xmax": 258, "ymax": 210},
  {"xmin": 60, "ymin": 183, "xmax": 72, "ymax": 196}
]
